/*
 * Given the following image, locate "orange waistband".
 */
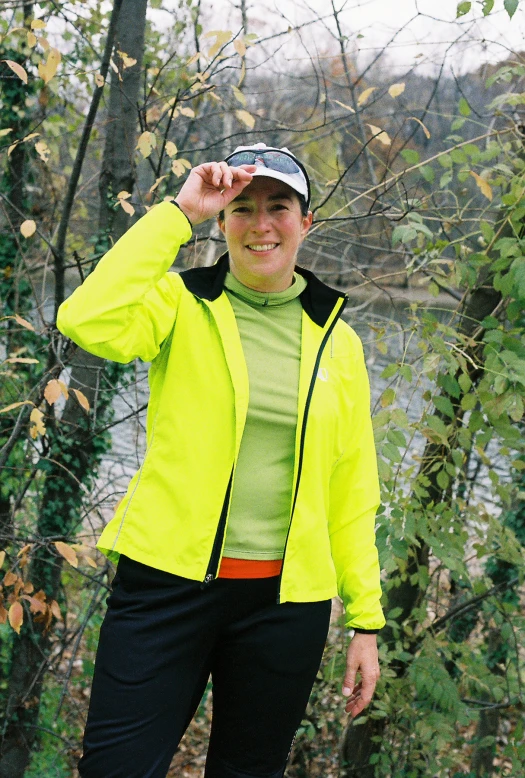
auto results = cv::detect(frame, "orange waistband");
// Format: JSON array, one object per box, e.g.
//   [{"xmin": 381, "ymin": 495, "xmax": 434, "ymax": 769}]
[{"xmin": 218, "ymin": 557, "xmax": 283, "ymax": 579}]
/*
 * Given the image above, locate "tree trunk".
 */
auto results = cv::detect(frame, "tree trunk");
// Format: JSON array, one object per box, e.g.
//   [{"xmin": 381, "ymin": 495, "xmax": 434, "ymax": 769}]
[{"xmin": 0, "ymin": 1, "xmax": 147, "ymax": 774}]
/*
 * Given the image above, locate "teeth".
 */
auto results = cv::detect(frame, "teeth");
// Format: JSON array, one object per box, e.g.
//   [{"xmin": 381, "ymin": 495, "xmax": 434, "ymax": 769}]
[{"xmin": 247, "ymin": 244, "xmax": 278, "ymax": 251}]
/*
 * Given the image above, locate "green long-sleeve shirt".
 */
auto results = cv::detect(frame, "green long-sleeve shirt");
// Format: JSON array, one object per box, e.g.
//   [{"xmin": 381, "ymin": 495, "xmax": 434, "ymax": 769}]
[{"xmin": 223, "ymin": 270, "xmax": 307, "ymax": 559}]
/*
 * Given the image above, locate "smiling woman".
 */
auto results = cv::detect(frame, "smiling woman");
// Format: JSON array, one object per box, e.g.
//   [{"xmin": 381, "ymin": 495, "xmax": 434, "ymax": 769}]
[
  {"xmin": 56, "ymin": 142, "xmax": 385, "ymax": 778},
  {"xmin": 216, "ymin": 177, "xmax": 313, "ymax": 292}
]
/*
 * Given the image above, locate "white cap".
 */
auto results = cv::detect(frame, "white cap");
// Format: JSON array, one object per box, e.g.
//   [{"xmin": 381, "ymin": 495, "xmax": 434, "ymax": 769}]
[{"xmin": 224, "ymin": 143, "xmax": 310, "ymax": 206}]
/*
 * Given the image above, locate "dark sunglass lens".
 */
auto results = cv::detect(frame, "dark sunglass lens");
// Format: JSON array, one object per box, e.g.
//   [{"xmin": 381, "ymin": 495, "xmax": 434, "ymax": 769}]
[
  {"xmin": 262, "ymin": 151, "xmax": 301, "ymax": 174},
  {"xmin": 227, "ymin": 152, "xmax": 256, "ymax": 166}
]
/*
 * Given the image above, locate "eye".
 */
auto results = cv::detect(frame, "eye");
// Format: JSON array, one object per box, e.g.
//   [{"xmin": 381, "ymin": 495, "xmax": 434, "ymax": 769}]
[
  {"xmin": 271, "ymin": 203, "xmax": 288, "ymax": 211},
  {"xmin": 232, "ymin": 205, "xmax": 250, "ymax": 213}
]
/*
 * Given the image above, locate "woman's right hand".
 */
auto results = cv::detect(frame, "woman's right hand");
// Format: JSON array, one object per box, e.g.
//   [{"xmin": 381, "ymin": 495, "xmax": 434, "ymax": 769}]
[{"xmin": 174, "ymin": 161, "xmax": 257, "ymax": 226}]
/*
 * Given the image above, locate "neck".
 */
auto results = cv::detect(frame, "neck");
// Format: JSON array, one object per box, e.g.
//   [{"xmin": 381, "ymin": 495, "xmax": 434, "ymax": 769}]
[{"xmin": 229, "ymin": 267, "xmax": 294, "ymax": 293}]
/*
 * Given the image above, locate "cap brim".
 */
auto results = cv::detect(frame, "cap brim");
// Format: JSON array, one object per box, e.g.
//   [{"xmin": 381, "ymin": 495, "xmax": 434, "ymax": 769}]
[{"xmin": 250, "ymin": 166, "xmax": 309, "ymax": 201}]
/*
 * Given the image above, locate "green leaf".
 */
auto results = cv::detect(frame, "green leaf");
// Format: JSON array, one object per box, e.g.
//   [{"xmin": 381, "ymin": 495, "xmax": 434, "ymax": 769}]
[
  {"xmin": 382, "ymin": 442, "xmax": 402, "ymax": 463},
  {"xmin": 420, "ymin": 165, "xmax": 434, "ymax": 183},
  {"xmin": 401, "ymin": 148, "xmax": 420, "ymax": 164},
  {"xmin": 433, "ymin": 395, "xmax": 455, "ymax": 419},
  {"xmin": 504, "ymin": 0, "xmax": 519, "ymax": 17},
  {"xmin": 480, "ymin": 220, "xmax": 494, "ymax": 243},
  {"xmin": 381, "ymin": 363, "xmax": 398, "ymax": 379},
  {"xmin": 482, "ymin": 0, "xmax": 495, "ymax": 13},
  {"xmin": 456, "ymin": 1, "xmax": 472, "ymax": 16},
  {"xmin": 458, "ymin": 97, "xmax": 471, "ymax": 116}
]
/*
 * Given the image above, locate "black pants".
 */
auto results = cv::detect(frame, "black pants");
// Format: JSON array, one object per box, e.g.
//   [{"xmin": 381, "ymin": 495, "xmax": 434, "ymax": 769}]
[{"xmin": 78, "ymin": 556, "xmax": 332, "ymax": 778}]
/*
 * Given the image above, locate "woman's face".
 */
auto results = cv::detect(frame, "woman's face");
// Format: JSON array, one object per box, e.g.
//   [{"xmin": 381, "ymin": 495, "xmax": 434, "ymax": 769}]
[{"xmin": 218, "ymin": 176, "xmax": 312, "ymax": 292}]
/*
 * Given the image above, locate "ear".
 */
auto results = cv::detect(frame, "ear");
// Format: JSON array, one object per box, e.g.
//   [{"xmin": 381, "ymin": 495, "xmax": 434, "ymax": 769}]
[
  {"xmin": 301, "ymin": 210, "xmax": 313, "ymax": 239},
  {"xmin": 217, "ymin": 215, "xmax": 226, "ymax": 235}
]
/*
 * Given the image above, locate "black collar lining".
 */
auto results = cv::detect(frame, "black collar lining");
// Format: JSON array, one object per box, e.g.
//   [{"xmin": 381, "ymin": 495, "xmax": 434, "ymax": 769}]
[{"xmin": 179, "ymin": 253, "xmax": 346, "ymax": 328}]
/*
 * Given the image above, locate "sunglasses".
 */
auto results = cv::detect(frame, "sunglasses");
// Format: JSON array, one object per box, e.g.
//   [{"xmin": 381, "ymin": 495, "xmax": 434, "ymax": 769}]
[{"xmin": 225, "ymin": 150, "xmax": 303, "ymax": 176}]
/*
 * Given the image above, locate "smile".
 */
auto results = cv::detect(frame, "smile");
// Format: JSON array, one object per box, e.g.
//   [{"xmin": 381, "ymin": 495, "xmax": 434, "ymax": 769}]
[{"xmin": 246, "ymin": 243, "xmax": 279, "ymax": 252}]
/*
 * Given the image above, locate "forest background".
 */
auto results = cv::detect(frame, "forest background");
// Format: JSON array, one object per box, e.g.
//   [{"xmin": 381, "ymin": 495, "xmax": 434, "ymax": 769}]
[{"xmin": 0, "ymin": 0, "xmax": 524, "ymax": 776}]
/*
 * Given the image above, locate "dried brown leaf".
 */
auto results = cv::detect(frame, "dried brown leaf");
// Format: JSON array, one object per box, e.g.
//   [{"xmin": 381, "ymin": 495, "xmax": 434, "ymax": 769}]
[
  {"xmin": 44, "ymin": 379, "xmax": 62, "ymax": 405},
  {"xmin": 8, "ymin": 601, "xmax": 23, "ymax": 633},
  {"xmin": 54, "ymin": 541, "xmax": 78, "ymax": 568},
  {"xmin": 71, "ymin": 388, "xmax": 90, "ymax": 412},
  {"xmin": 14, "ymin": 314, "xmax": 35, "ymax": 331},
  {"xmin": 3, "ymin": 571, "xmax": 17, "ymax": 586}
]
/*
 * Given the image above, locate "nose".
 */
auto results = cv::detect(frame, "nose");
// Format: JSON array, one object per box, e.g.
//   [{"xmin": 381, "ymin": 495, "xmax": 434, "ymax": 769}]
[{"xmin": 250, "ymin": 208, "xmax": 272, "ymax": 233}]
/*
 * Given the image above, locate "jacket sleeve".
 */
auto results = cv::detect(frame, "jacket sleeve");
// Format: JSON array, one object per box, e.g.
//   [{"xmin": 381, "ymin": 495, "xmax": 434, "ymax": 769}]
[
  {"xmin": 328, "ymin": 328, "xmax": 385, "ymax": 632},
  {"xmin": 56, "ymin": 202, "xmax": 192, "ymax": 363}
]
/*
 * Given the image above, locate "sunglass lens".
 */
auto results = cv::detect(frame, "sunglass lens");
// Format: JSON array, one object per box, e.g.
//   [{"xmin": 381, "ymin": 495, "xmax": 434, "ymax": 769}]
[
  {"xmin": 227, "ymin": 152, "xmax": 256, "ymax": 166},
  {"xmin": 262, "ymin": 151, "xmax": 301, "ymax": 174}
]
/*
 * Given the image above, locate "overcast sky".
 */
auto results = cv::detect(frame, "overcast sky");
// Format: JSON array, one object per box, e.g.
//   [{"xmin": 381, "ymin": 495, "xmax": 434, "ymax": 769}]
[{"xmin": 152, "ymin": 0, "xmax": 525, "ymax": 76}]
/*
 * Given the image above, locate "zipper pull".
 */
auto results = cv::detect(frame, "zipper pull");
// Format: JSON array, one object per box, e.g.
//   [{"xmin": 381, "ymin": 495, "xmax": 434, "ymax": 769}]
[{"xmin": 200, "ymin": 573, "xmax": 214, "ymax": 589}]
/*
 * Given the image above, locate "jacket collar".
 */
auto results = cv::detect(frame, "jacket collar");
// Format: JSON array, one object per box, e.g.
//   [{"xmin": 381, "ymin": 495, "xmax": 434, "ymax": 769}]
[{"xmin": 179, "ymin": 253, "xmax": 346, "ymax": 328}]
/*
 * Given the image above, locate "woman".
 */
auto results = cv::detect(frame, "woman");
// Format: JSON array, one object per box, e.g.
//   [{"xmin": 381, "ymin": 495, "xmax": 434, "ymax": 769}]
[{"xmin": 57, "ymin": 143, "xmax": 385, "ymax": 778}]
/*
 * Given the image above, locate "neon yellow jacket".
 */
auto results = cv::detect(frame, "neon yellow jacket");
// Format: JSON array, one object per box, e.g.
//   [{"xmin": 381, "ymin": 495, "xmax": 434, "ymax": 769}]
[{"xmin": 57, "ymin": 202, "xmax": 385, "ymax": 631}]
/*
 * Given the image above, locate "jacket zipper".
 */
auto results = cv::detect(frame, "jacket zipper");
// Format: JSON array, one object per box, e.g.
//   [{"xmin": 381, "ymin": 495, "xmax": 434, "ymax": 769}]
[
  {"xmin": 201, "ymin": 469, "xmax": 233, "ymax": 586},
  {"xmin": 276, "ymin": 297, "xmax": 347, "ymax": 604}
]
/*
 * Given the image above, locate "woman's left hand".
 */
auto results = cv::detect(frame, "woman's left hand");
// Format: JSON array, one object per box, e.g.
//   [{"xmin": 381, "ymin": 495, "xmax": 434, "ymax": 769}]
[{"xmin": 342, "ymin": 632, "xmax": 380, "ymax": 718}]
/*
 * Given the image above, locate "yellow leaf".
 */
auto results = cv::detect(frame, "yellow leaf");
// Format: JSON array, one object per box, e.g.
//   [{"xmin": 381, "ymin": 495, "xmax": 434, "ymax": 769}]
[
  {"xmin": 119, "ymin": 198, "xmax": 135, "ymax": 216},
  {"xmin": 235, "ymin": 109, "xmax": 255, "ymax": 129},
  {"xmin": 27, "ymin": 31, "xmax": 37, "ymax": 48},
  {"xmin": 149, "ymin": 175, "xmax": 167, "ymax": 193},
  {"xmin": 117, "ymin": 190, "xmax": 131, "ymax": 200},
  {"xmin": 409, "ymin": 116, "xmax": 431, "ymax": 139},
  {"xmin": 5, "ymin": 357, "xmax": 39, "ymax": 364},
  {"xmin": 470, "ymin": 171, "xmax": 493, "ymax": 201},
  {"xmin": 136, "ymin": 131, "xmax": 156, "ymax": 158},
  {"xmin": 14, "ymin": 314, "xmax": 35, "ymax": 331},
  {"xmin": 8, "ymin": 601, "xmax": 23, "ymax": 634},
  {"xmin": 54, "ymin": 541, "xmax": 78, "ymax": 569},
  {"xmin": 118, "ymin": 50, "xmax": 137, "ymax": 69},
  {"xmin": 57, "ymin": 379, "xmax": 69, "ymax": 399},
  {"xmin": 0, "ymin": 605, "xmax": 7, "ymax": 625},
  {"xmin": 95, "ymin": 73, "xmax": 105, "ymax": 87},
  {"xmin": 38, "ymin": 48, "xmax": 61, "ymax": 84},
  {"xmin": 23, "ymin": 580, "xmax": 34, "ymax": 593},
  {"xmin": 29, "ymin": 407, "xmax": 46, "ymax": 438},
  {"xmin": 31, "ymin": 18, "xmax": 46, "ymax": 29},
  {"xmin": 0, "ymin": 128, "xmax": 12, "ymax": 137},
  {"xmin": 84, "ymin": 555, "xmax": 98, "ymax": 569},
  {"xmin": 388, "ymin": 82, "xmax": 405, "ymax": 98},
  {"xmin": 35, "ymin": 140, "xmax": 50, "ymax": 162},
  {"xmin": 0, "ymin": 401, "xmax": 33, "ymax": 413},
  {"xmin": 179, "ymin": 106, "xmax": 195, "ymax": 118},
  {"xmin": 171, "ymin": 160, "xmax": 186, "ymax": 177},
  {"xmin": 165, "ymin": 141, "xmax": 178, "ymax": 158},
  {"xmin": 71, "ymin": 387, "xmax": 90, "ymax": 411},
  {"xmin": 367, "ymin": 124, "xmax": 391, "ymax": 145},
  {"xmin": 0, "ymin": 550, "xmax": 5, "ymax": 568},
  {"xmin": 232, "ymin": 85, "xmax": 246, "ymax": 106},
  {"xmin": 44, "ymin": 379, "xmax": 62, "ymax": 405},
  {"xmin": 4, "ymin": 60, "xmax": 28, "ymax": 84},
  {"xmin": 234, "ymin": 39, "xmax": 246, "ymax": 57},
  {"xmin": 332, "ymin": 99, "xmax": 355, "ymax": 113},
  {"xmin": 39, "ymin": 37, "xmax": 50, "ymax": 51},
  {"xmin": 20, "ymin": 220, "xmax": 36, "ymax": 238},
  {"xmin": 357, "ymin": 87, "xmax": 376, "ymax": 106}
]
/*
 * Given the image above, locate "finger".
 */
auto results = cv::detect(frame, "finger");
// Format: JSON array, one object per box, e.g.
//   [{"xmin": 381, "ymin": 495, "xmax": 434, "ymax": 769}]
[{"xmin": 343, "ymin": 654, "xmax": 358, "ymax": 697}]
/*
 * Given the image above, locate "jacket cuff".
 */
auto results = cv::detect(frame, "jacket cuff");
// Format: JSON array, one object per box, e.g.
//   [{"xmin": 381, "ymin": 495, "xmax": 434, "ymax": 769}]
[
  {"xmin": 353, "ymin": 628, "xmax": 380, "ymax": 634},
  {"xmin": 171, "ymin": 200, "xmax": 193, "ymax": 229}
]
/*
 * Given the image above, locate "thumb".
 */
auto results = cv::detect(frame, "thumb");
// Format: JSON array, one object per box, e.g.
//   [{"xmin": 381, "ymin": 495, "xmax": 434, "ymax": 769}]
[{"xmin": 343, "ymin": 655, "xmax": 357, "ymax": 697}]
